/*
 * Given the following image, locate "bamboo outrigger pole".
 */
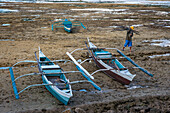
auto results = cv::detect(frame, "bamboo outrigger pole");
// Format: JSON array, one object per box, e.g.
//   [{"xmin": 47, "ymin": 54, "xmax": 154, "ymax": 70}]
[{"xmin": 117, "ymin": 50, "xmax": 154, "ymax": 77}]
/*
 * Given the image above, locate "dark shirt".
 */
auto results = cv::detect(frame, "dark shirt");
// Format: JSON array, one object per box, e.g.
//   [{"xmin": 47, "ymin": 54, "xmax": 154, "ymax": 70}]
[{"xmin": 126, "ymin": 29, "xmax": 133, "ymax": 41}]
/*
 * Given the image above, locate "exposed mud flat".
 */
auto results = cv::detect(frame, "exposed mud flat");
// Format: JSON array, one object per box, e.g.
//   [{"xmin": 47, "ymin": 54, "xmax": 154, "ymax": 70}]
[{"xmin": 0, "ymin": 1, "xmax": 170, "ymax": 113}]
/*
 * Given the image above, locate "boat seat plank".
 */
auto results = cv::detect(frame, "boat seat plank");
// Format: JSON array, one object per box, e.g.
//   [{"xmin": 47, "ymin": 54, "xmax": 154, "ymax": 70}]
[
  {"xmin": 42, "ymin": 70, "xmax": 62, "ymax": 74},
  {"xmin": 95, "ymin": 52, "xmax": 111, "ymax": 56},
  {"xmin": 41, "ymin": 65, "xmax": 61, "ymax": 70}
]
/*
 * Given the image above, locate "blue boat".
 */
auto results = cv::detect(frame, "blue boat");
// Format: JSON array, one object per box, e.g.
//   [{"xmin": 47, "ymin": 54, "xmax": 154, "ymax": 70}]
[
  {"xmin": 35, "ymin": 49, "xmax": 73, "ymax": 105},
  {"xmin": 0, "ymin": 48, "xmax": 101, "ymax": 105},
  {"xmin": 51, "ymin": 19, "xmax": 86, "ymax": 33}
]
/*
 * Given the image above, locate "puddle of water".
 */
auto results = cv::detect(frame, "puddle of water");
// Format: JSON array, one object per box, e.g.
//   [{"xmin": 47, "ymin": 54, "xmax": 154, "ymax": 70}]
[
  {"xmin": 132, "ymin": 24, "xmax": 143, "ymax": 27},
  {"xmin": 54, "ymin": 19, "xmax": 63, "ymax": 21},
  {"xmin": 71, "ymin": 8, "xmax": 127, "ymax": 12},
  {"xmin": 143, "ymin": 39, "xmax": 170, "ymax": 47},
  {"xmin": 125, "ymin": 85, "xmax": 148, "ymax": 90},
  {"xmin": 112, "ymin": 12, "xmax": 133, "ymax": 15},
  {"xmin": 112, "ymin": 19, "xmax": 121, "ymax": 21},
  {"xmin": 0, "ymin": 3, "xmax": 6, "ymax": 5},
  {"xmin": 138, "ymin": 10, "xmax": 155, "ymax": 12},
  {"xmin": 47, "ymin": 13, "xmax": 65, "ymax": 15},
  {"xmin": 109, "ymin": 26, "xmax": 119, "ymax": 28},
  {"xmin": 1, "ymin": 24, "xmax": 10, "ymax": 26},
  {"xmin": 0, "ymin": 9, "xmax": 19, "ymax": 13},
  {"xmin": 0, "ymin": 39, "xmax": 15, "ymax": 41},
  {"xmin": 1, "ymin": 0, "xmax": 170, "ymax": 7},
  {"xmin": 22, "ymin": 18, "xmax": 35, "ymax": 21},
  {"xmin": 0, "ymin": 3, "xmax": 15, "ymax": 7},
  {"xmin": 150, "ymin": 39, "xmax": 170, "ymax": 47},
  {"xmin": 149, "ymin": 53, "xmax": 170, "ymax": 58},
  {"xmin": 41, "ymin": 27, "xmax": 47, "ymax": 29},
  {"xmin": 81, "ymin": 13, "xmax": 90, "ymax": 16},
  {"xmin": 77, "ymin": 59, "xmax": 82, "ymax": 63},
  {"xmin": 112, "ymin": 19, "xmax": 137, "ymax": 21},
  {"xmin": 164, "ymin": 26, "xmax": 170, "ymax": 28},
  {"xmin": 157, "ymin": 20, "xmax": 170, "ymax": 22},
  {"xmin": 124, "ymin": 19, "xmax": 137, "ymax": 21},
  {"xmin": 27, "ymin": 10, "xmax": 44, "ymax": 12},
  {"xmin": 21, "ymin": 15, "xmax": 40, "ymax": 17},
  {"xmin": 156, "ymin": 11, "xmax": 169, "ymax": 15}
]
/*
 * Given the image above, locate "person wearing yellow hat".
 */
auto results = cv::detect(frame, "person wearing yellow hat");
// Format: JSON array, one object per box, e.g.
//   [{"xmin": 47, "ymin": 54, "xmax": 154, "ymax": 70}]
[{"xmin": 122, "ymin": 26, "xmax": 134, "ymax": 52}]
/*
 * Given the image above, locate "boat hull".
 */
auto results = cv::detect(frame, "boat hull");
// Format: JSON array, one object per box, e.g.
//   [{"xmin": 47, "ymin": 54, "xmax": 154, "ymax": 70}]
[
  {"xmin": 42, "ymin": 76, "xmax": 71, "ymax": 105},
  {"xmin": 38, "ymin": 49, "xmax": 72, "ymax": 105},
  {"xmin": 91, "ymin": 52, "xmax": 132, "ymax": 85}
]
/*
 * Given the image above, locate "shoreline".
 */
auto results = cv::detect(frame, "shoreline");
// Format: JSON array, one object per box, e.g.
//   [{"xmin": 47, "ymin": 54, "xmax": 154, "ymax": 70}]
[{"xmin": 0, "ymin": 1, "xmax": 170, "ymax": 112}]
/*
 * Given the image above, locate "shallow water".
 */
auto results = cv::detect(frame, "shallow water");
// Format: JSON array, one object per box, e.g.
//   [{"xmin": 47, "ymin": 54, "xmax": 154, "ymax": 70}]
[
  {"xmin": 1, "ymin": 24, "xmax": 10, "ymax": 26},
  {"xmin": 150, "ymin": 40, "xmax": 170, "ymax": 47},
  {"xmin": 0, "ymin": 39, "xmax": 15, "ymax": 41},
  {"xmin": 143, "ymin": 39, "xmax": 170, "ymax": 47},
  {"xmin": 1, "ymin": 0, "xmax": 170, "ymax": 6},
  {"xmin": 0, "ymin": 9, "xmax": 19, "ymax": 13},
  {"xmin": 149, "ymin": 53, "xmax": 170, "ymax": 58},
  {"xmin": 125, "ymin": 85, "xmax": 148, "ymax": 90}
]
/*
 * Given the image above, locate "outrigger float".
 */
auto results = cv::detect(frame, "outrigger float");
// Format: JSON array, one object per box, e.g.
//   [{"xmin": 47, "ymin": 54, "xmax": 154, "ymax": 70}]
[
  {"xmin": 0, "ymin": 48, "xmax": 100, "ymax": 105},
  {"xmin": 51, "ymin": 19, "xmax": 86, "ymax": 33},
  {"xmin": 67, "ymin": 38, "xmax": 153, "ymax": 85}
]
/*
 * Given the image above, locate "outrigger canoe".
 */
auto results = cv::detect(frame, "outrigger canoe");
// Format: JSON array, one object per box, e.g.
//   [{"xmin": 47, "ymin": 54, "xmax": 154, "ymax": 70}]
[
  {"xmin": 86, "ymin": 38, "xmax": 136, "ymax": 85},
  {"xmin": 0, "ymin": 48, "xmax": 101, "ymax": 105},
  {"xmin": 35, "ymin": 49, "xmax": 73, "ymax": 105},
  {"xmin": 52, "ymin": 19, "xmax": 86, "ymax": 33}
]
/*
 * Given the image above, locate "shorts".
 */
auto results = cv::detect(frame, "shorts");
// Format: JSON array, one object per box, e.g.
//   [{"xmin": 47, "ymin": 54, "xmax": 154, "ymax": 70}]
[{"xmin": 124, "ymin": 40, "xmax": 132, "ymax": 47}]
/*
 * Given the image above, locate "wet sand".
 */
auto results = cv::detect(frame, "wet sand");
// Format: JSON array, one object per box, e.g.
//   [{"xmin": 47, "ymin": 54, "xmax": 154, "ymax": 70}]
[{"xmin": 0, "ymin": 2, "xmax": 170, "ymax": 113}]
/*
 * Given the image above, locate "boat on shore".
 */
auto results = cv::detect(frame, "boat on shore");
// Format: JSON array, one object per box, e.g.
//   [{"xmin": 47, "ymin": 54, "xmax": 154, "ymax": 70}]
[
  {"xmin": 35, "ymin": 48, "xmax": 73, "ymax": 105},
  {"xmin": 0, "ymin": 47, "xmax": 101, "ymax": 105},
  {"xmin": 86, "ymin": 38, "xmax": 136, "ymax": 85}
]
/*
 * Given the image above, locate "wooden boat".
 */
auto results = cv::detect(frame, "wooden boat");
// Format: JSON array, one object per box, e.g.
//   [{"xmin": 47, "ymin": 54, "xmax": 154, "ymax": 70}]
[
  {"xmin": 35, "ymin": 49, "xmax": 73, "ymax": 105},
  {"xmin": 0, "ymin": 47, "xmax": 102, "ymax": 105},
  {"xmin": 52, "ymin": 19, "xmax": 86, "ymax": 33},
  {"xmin": 86, "ymin": 39, "xmax": 136, "ymax": 85}
]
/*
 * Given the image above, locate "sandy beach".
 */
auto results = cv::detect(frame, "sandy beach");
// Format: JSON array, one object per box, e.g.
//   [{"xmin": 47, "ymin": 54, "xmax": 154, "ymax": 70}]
[{"xmin": 0, "ymin": 1, "xmax": 170, "ymax": 113}]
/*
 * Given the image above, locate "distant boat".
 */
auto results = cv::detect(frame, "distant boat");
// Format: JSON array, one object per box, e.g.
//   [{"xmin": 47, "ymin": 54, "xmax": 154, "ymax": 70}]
[{"xmin": 52, "ymin": 19, "xmax": 86, "ymax": 33}]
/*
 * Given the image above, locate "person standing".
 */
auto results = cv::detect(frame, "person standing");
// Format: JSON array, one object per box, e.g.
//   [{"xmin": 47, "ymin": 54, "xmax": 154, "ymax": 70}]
[{"xmin": 122, "ymin": 26, "xmax": 134, "ymax": 52}]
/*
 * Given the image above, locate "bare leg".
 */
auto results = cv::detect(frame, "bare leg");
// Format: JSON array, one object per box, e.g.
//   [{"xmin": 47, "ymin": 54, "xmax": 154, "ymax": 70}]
[
  {"xmin": 122, "ymin": 47, "xmax": 125, "ymax": 51},
  {"xmin": 130, "ymin": 47, "xmax": 132, "ymax": 52}
]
